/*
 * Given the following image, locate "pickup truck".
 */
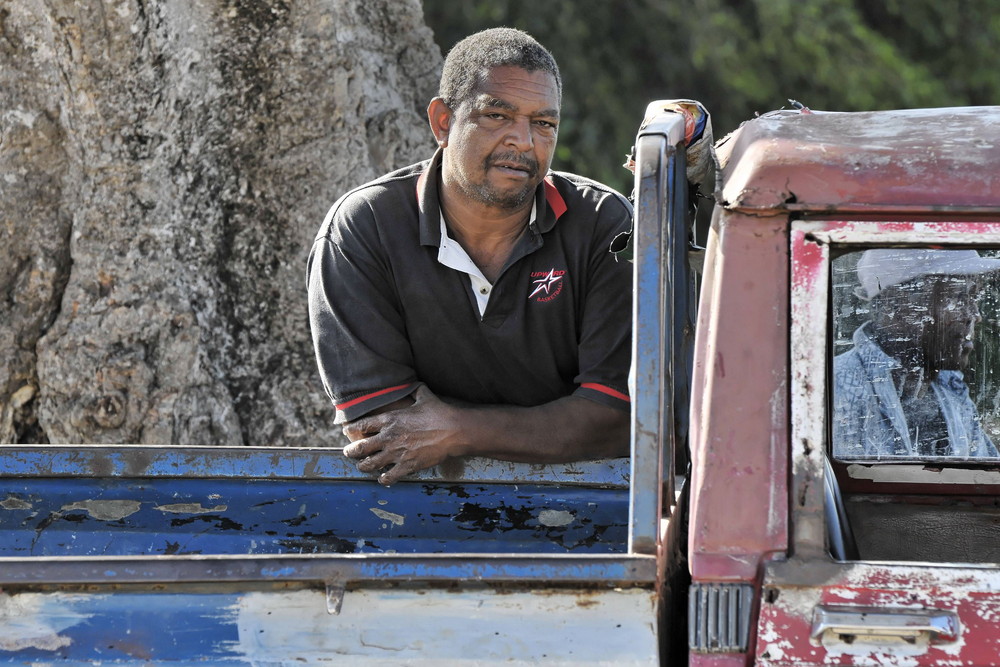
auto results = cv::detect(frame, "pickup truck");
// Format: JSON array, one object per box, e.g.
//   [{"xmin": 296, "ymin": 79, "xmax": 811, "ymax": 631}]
[{"xmin": 3, "ymin": 103, "xmax": 999, "ymax": 666}]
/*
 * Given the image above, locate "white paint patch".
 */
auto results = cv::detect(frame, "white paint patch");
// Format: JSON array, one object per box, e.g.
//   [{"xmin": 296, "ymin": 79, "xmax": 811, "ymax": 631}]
[
  {"xmin": 821, "ymin": 635, "xmax": 926, "ymax": 665},
  {"xmin": 538, "ymin": 509, "xmax": 575, "ymax": 527},
  {"xmin": 0, "ymin": 593, "xmax": 93, "ymax": 652},
  {"xmin": 761, "ymin": 642, "xmax": 786, "ymax": 661},
  {"xmin": 230, "ymin": 588, "xmax": 658, "ymax": 665},
  {"xmin": 154, "ymin": 503, "xmax": 227, "ymax": 514},
  {"xmin": 826, "ymin": 587, "xmax": 860, "ymax": 601},
  {"xmin": 60, "ymin": 500, "xmax": 141, "ymax": 521},
  {"xmin": 0, "ymin": 496, "xmax": 32, "ymax": 510},
  {"xmin": 369, "ymin": 508, "xmax": 404, "ymax": 526}
]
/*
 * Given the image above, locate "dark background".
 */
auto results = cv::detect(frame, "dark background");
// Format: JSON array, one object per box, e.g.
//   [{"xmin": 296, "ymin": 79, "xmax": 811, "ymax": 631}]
[{"xmin": 424, "ymin": 0, "xmax": 1000, "ymax": 195}]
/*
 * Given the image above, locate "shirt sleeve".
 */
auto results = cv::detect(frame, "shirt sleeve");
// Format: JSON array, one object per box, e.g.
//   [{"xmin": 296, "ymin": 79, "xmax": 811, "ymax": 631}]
[
  {"xmin": 307, "ymin": 194, "xmax": 419, "ymax": 423},
  {"xmin": 572, "ymin": 191, "xmax": 633, "ymax": 412}
]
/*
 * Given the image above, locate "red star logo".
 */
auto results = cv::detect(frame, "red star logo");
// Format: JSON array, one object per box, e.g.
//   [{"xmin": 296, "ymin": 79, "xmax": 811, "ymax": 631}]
[{"xmin": 528, "ymin": 269, "xmax": 563, "ymax": 299}]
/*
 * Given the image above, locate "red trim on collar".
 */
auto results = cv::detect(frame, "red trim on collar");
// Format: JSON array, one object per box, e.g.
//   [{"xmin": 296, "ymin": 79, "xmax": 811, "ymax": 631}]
[{"xmin": 544, "ymin": 177, "xmax": 568, "ymax": 220}]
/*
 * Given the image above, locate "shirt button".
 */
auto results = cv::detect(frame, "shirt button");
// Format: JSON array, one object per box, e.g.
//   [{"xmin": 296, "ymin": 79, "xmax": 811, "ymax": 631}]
[{"xmin": 480, "ymin": 286, "xmax": 490, "ymax": 295}]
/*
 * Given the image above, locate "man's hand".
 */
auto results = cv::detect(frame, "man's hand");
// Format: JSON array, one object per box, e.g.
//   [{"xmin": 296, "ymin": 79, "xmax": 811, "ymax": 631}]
[
  {"xmin": 342, "ymin": 386, "xmax": 460, "ymax": 486},
  {"xmin": 341, "ymin": 385, "xmax": 629, "ymax": 487}
]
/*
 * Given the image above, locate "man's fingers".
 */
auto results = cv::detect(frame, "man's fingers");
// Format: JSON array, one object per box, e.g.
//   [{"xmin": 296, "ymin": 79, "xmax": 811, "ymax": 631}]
[
  {"xmin": 356, "ymin": 450, "xmax": 394, "ymax": 473},
  {"xmin": 343, "ymin": 415, "xmax": 379, "ymax": 441},
  {"xmin": 378, "ymin": 463, "xmax": 409, "ymax": 487},
  {"xmin": 343, "ymin": 435, "xmax": 381, "ymax": 459}
]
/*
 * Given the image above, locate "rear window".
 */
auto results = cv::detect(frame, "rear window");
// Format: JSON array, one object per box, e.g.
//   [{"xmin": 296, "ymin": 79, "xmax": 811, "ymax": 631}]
[{"xmin": 831, "ymin": 248, "xmax": 1000, "ymax": 462}]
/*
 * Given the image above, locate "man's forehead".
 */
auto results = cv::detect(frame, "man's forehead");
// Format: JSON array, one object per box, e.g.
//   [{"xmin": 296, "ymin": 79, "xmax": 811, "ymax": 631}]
[
  {"xmin": 471, "ymin": 91, "xmax": 560, "ymax": 116},
  {"xmin": 469, "ymin": 67, "xmax": 560, "ymax": 111}
]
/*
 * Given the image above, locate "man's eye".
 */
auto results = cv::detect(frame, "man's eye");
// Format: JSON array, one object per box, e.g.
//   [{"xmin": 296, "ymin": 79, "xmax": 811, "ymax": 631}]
[{"xmin": 535, "ymin": 120, "xmax": 557, "ymax": 129}]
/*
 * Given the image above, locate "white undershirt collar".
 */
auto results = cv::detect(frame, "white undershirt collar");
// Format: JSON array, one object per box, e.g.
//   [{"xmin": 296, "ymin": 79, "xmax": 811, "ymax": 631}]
[{"xmin": 437, "ymin": 201, "xmax": 537, "ymax": 317}]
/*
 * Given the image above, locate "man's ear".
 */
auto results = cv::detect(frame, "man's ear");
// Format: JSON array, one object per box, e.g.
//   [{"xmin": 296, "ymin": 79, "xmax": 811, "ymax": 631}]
[{"xmin": 427, "ymin": 97, "xmax": 453, "ymax": 148}]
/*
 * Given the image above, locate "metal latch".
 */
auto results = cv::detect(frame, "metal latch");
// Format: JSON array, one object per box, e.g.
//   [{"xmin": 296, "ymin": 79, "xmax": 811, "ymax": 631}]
[{"xmin": 811, "ymin": 606, "xmax": 959, "ymax": 645}]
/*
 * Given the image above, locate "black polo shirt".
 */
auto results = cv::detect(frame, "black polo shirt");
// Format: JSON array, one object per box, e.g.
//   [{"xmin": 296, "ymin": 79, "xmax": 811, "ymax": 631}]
[{"xmin": 308, "ymin": 149, "xmax": 633, "ymax": 424}]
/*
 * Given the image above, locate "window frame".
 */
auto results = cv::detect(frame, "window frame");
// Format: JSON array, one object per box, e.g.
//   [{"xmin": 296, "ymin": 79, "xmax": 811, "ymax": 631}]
[{"xmin": 791, "ymin": 220, "xmax": 1000, "ymax": 556}]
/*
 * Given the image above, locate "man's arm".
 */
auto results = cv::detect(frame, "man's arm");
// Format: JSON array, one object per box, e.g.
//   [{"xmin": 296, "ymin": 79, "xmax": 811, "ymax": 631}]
[{"xmin": 342, "ymin": 385, "xmax": 629, "ymax": 486}]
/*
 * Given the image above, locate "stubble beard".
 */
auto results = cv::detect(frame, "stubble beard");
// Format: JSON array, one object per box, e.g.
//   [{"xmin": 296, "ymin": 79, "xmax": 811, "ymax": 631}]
[{"xmin": 470, "ymin": 152, "xmax": 540, "ymax": 210}]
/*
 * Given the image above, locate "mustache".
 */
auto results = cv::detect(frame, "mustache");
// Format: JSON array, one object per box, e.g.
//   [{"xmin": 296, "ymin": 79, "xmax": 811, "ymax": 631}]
[{"xmin": 486, "ymin": 152, "xmax": 538, "ymax": 176}]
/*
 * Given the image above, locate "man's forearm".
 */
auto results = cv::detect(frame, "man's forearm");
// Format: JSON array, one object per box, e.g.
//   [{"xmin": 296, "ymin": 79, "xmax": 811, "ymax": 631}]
[{"xmin": 446, "ymin": 395, "xmax": 629, "ymax": 463}]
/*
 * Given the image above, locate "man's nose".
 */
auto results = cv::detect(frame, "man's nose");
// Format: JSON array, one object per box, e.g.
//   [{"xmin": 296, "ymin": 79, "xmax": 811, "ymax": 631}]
[{"xmin": 504, "ymin": 117, "xmax": 533, "ymax": 150}]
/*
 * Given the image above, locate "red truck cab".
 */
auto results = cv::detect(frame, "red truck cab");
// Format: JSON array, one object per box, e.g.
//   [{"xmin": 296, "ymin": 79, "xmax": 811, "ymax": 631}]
[{"xmin": 685, "ymin": 105, "xmax": 1000, "ymax": 665}]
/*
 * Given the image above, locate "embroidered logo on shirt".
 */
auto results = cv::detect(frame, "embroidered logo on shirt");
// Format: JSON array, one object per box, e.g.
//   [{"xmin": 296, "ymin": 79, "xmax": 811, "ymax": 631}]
[{"xmin": 528, "ymin": 268, "xmax": 566, "ymax": 303}]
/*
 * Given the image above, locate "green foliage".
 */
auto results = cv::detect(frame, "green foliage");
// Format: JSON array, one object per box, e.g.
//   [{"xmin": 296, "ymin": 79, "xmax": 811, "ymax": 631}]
[{"xmin": 423, "ymin": 0, "xmax": 1000, "ymax": 194}]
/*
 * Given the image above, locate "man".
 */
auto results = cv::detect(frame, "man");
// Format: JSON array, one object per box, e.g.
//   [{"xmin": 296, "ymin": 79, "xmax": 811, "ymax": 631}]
[
  {"xmin": 307, "ymin": 28, "xmax": 632, "ymax": 485},
  {"xmin": 833, "ymin": 248, "xmax": 1000, "ymax": 458}
]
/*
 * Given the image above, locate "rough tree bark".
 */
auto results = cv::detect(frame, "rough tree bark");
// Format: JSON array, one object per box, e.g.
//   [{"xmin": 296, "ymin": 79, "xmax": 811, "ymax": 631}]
[{"xmin": 0, "ymin": 0, "xmax": 441, "ymax": 445}]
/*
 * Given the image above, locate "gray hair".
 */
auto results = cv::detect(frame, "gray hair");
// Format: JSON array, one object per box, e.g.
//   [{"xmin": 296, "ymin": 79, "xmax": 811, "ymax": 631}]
[{"xmin": 439, "ymin": 27, "xmax": 562, "ymax": 110}]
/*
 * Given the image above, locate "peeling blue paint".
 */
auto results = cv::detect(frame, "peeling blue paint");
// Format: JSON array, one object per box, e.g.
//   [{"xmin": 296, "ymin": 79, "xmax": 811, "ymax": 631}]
[{"xmin": 0, "ymin": 477, "xmax": 628, "ymax": 557}]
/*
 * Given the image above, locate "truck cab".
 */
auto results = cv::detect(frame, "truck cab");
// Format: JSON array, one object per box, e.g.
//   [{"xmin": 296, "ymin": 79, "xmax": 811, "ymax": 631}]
[{"xmin": 686, "ymin": 105, "xmax": 1000, "ymax": 665}]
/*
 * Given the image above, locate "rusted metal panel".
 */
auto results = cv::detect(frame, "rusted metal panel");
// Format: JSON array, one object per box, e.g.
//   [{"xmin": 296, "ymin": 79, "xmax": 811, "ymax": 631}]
[
  {"xmin": 0, "ymin": 445, "xmax": 629, "ymax": 486},
  {"xmin": 0, "ymin": 587, "xmax": 661, "ymax": 664},
  {"xmin": 757, "ymin": 564, "xmax": 1000, "ymax": 666},
  {"xmin": 794, "ymin": 219, "xmax": 1000, "ymax": 245},
  {"xmin": 687, "ymin": 209, "xmax": 790, "ymax": 581},
  {"xmin": 788, "ymin": 225, "xmax": 832, "ymax": 560},
  {"xmin": 770, "ymin": 219, "xmax": 1000, "ymax": 665},
  {"xmin": 716, "ymin": 107, "xmax": 1000, "ymax": 215}
]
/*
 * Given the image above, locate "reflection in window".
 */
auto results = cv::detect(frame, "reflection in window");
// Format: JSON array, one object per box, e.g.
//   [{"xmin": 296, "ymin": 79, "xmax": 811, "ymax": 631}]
[{"xmin": 832, "ymin": 248, "xmax": 1000, "ymax": 460}]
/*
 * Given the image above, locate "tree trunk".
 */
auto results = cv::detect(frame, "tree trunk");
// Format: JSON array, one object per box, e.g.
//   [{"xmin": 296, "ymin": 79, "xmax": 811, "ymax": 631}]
[{"xmin": 0, "ymin": 0, "xmax": 441, "ymax": 445}]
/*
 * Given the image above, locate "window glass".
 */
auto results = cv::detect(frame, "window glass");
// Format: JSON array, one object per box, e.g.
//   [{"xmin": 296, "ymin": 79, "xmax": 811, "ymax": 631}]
[{"xmin": 832, "ymin": 248, "xmax": 1000, "ymax": 460}]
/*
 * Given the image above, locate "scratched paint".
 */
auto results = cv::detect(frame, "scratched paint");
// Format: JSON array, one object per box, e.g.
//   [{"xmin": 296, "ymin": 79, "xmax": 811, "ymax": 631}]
[
  {"xmin": 0, "ymin": 496, "xmax": 31, "ymax": 510},
  {"xmin": 718, "ymin": 107, "xmax": 1000, "ymax": 214},
  {"xmin": 795, "ymin": 221, "xmax": 1000, "ymax": 247},
  {"xmin": 0, "ymin": 478, "xmax": 629, "ymax": 557},
  {"xmin": 369, "ymin": 507, "xmax": 404, "ymax": 526},
  {"xmin": 60, "ymin": 499, "xmax": 141, "ymax": 521},
  {"xmin": 154, "ymin": 503, "xmax": 228, "ymax": 514},
  {"xmin": 0, "ymin": 446, "xmax": 631, "ymax": 486},
  {"xmin": 538, "ymin": 509, "xmax": 575, "ymax": 527}
]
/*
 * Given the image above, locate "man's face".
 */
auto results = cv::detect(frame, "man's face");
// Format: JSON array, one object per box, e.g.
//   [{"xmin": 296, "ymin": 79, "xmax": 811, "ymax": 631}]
[
  {"xmin": 927, "ymin": 276, "xmax": 981, "ymax": 371},
  {"xmin": 438, "ymin": 66, "xmax": 560, "ymax": 211},
  {"xmin": 877, "ymin": 275, "xmax": 982, "ymax": 372}
]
